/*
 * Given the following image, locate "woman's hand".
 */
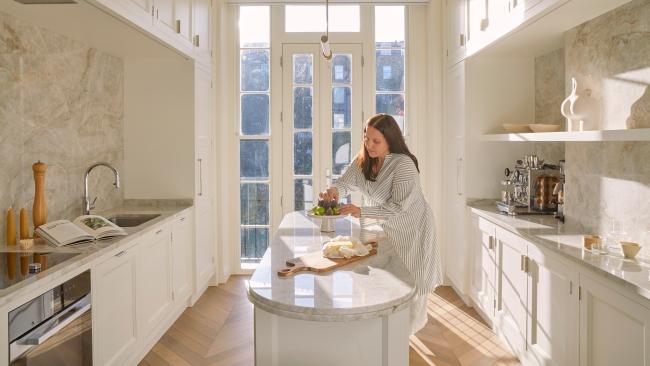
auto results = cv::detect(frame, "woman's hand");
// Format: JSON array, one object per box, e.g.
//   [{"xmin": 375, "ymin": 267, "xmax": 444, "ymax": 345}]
[
  {"xmin": 319, "ymin": 187, "xmax": 339, "ymax": 202},
  {"xmin": 339, "ymin": 204, "xmax": 361, "ymax": 218}
]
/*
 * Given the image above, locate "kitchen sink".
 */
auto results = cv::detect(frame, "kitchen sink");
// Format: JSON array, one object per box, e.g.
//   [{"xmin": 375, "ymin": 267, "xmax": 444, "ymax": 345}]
[{"xmin": 106, "ymin": 213, "xmax": 160, "ymax": 227}]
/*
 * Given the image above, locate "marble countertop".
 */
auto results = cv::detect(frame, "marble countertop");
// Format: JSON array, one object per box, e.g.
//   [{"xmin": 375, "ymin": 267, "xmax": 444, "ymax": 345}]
[
  {"xmin": 0, "ymin": 203, "xmax": 192, "ymax": 309},
  {"xmin": 468, "ymin": 200, "xmax": 650, "ymax": 302},
  {"xmin": 247, "ymin": 212, "xmax": 416, "ymax": 322}
]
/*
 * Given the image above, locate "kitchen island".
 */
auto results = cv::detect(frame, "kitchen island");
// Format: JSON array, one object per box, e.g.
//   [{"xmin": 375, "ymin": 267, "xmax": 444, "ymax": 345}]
[{"xmin": 247, "ymin": 211, "xmax": 416, "ymax": 366}]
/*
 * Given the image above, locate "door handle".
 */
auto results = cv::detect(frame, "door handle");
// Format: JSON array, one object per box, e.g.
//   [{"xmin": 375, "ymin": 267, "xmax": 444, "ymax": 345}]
[
  {"xmin": 17, "ymin": 294, "xmax": 91, "ymax": 346},
  {"xmin": 456, "ymin": 158, "xmax": 463, "ymax": 196},
  {"xmin": 488, "ymin": 236, "xmax": 494, "ymax": 250},
  {"xmin": 198, "ymin": 158, "xmax": 203, "ymax": 196}
]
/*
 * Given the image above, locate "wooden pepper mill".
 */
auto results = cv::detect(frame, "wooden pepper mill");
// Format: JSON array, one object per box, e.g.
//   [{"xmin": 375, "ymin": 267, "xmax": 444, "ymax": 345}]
[{"xmin": 32, "ymin": 161, "xmax": 47, "ymax": 238}]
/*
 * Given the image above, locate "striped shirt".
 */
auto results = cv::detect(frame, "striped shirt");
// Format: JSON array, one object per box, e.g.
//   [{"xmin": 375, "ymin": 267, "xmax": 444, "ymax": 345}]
[{"xmin": 334, "ymin": 153, "xmax": 442, "ymax": 295}]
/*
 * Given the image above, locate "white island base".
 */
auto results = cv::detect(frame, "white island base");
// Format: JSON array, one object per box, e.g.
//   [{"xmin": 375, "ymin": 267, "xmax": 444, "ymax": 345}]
[{"xmin": 253, "ymin": 305, "xmax": 410, "ymax": 366}]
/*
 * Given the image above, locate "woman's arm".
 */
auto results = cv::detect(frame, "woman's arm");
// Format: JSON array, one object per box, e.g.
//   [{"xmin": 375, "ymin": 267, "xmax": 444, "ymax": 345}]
[
  {"xmin": 331, "ymin": 159, "xmax": 363, "ymax": 198},
  {"xmin": 360, "ymin": 159, "xmax": 418, "ymax": 219}
]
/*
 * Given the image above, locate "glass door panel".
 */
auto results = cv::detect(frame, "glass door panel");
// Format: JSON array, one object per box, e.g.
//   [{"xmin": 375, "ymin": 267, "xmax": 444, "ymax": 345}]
[{"xmin": 282, "ymin": 43, "xmax": 362, "ymax": 215}]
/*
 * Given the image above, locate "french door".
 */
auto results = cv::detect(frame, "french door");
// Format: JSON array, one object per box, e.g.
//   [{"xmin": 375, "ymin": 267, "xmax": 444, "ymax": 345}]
[{"xmin": 279, "ymin": 43, "xmax": 363, "ymax": 217}]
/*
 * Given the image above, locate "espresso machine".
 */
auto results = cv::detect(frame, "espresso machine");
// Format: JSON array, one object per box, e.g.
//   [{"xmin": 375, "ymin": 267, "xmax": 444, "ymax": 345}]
[{"xmin": 497, "ymin": 155, "xmax": 563, "ymax": 215}]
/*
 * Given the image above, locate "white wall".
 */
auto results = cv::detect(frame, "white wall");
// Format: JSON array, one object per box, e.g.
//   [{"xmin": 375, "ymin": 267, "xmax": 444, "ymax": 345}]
[{"xmin": 124, "ymin": 58, "xmax": 195, "ymax": 199}]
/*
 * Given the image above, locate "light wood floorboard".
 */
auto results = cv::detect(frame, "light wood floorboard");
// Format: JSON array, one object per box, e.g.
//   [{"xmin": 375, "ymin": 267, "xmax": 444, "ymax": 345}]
[{"xmin": 140, "ymin": 276, "xmax": 520, "ymax": 366}]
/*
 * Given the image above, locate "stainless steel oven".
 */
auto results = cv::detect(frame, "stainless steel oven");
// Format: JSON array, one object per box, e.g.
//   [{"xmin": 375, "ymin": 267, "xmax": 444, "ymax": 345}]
[{"xmin": 8, "ymin": 270, "xmax": 91, "ymax": 366}]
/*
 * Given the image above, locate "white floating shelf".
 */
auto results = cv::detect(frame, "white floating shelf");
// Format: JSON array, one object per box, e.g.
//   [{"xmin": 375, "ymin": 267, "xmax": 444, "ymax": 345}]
[{"xmin": 481, "ymin": 128, "xmax": 650, "ymax": 142}]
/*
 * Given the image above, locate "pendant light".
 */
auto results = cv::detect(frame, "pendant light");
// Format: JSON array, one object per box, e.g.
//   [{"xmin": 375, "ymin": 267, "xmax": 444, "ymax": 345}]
[{"xmin": 320, "ymin": 0, "xmax": 332, "ymax": 61}]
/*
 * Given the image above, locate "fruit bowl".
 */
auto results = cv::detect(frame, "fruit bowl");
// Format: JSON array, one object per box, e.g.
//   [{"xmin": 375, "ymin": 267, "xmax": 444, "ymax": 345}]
[{"xmin": 307, "ymin": 200, "xmax": 346, "ymax": 232}]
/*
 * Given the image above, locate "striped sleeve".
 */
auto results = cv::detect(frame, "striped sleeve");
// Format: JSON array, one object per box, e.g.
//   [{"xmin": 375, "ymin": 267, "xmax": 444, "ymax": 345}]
[
  {"xmin": 332, "ymin": 159, "xmax": 362, "ymax": 197},
  {"xmin": 360, "ymin": 158, "xmax": 417, "ymax": 219}
]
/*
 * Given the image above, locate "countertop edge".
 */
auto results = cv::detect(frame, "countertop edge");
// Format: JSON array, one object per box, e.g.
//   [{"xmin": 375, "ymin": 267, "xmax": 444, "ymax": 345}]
[{"xmin": 246, "ymin": 281, "xmax": 416, "ymax": 322}]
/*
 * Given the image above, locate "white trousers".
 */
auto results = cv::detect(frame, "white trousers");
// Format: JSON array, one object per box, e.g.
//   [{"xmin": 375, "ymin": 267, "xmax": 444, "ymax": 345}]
[{"xmin": 410, "ymin": 292, "xmax": 429, "ymax": 334}]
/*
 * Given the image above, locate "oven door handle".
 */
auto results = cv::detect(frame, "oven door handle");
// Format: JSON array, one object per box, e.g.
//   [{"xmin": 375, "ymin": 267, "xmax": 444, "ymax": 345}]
[{"xmin": 17, "ymin": 293, "xmax": 90, "ymax": 346}]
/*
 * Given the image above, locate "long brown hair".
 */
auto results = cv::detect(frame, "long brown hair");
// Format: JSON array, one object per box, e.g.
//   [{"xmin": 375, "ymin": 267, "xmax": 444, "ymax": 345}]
[{"xmin": 356, "ymin": 114, "xmax": 419, "ymax": 181}]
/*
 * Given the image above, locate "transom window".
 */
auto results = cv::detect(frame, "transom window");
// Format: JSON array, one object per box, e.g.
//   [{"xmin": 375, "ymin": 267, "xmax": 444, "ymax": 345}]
[{"xmin": 285, "ymin": 5, "xmax": 360, "ymax": 33}]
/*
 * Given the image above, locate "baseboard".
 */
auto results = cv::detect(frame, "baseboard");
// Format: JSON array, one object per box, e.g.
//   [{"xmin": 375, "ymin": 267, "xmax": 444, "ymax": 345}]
[
  {"xmin": 190, "ymin": 277, "xmax": 210, "ymax": 306},
  {"xmin": 445, "ymin": 276, "xmax": 472, "ymax": 306}
]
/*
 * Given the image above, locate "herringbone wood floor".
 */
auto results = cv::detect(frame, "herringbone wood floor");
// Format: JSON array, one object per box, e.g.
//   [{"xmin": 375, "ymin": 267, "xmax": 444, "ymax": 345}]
[{"xmin": 140, "ymin": 276, "xmax": 520, "ymax": 366}]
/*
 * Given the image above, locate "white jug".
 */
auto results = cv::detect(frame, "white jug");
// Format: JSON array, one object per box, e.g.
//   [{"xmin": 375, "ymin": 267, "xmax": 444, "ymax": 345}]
[{"xmin": 561, "ymin": 77, "xmax": 601, "ymax": 131}]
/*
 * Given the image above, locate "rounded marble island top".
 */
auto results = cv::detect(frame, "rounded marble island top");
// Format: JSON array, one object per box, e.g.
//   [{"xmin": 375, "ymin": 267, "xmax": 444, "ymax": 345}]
[{"xmin": 246, "ymin": 212, "xmax": 416, "ymax": 322}]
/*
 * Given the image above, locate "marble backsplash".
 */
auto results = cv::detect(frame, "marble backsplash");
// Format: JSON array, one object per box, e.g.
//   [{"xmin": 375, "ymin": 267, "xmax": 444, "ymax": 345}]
[
  {"xmin": 559, "ymin": 0, "xmax": 650, "ymax": 252},
  {"xmin": 0, "ymin": 11, "xmax": 124, "ymax": 242}
]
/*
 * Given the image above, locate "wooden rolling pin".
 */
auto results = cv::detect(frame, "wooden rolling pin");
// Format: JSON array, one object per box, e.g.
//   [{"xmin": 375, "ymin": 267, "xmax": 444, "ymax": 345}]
[{"xmin": 32, "ymin": 161, "xmax": 47, "ymax": 237}]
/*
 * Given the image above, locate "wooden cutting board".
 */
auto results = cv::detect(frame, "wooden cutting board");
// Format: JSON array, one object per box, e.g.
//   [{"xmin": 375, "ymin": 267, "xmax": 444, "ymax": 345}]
[{"xmin": 277, "ymin": 242, "xmax": 378, "ymax": 277}]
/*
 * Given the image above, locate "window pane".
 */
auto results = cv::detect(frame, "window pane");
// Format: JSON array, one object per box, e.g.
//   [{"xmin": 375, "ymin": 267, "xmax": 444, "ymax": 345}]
[
  {"xmin": 294, "ymin": 178, "xmax": 313, "ymax": 211},
  {"xmin": 332, "ymin": 131, "xmax": 351, "ymax": 175},
  {"xmin": 293, "ymin": 54, "xmax": 313, "ymax": 85},
  {"xmin": 376, "ymin": 49, "xmax": 404, "ymax": 91},
  {"xmin": 240, "ymin": 140, "xmax": 269, "ymax": 179},
  {"xmin": 285, "ymin": 5, "xmax": 360, "ymax": 32},
  {"xmin": 294, "ymin": 132, "xmax": 312, "ymax": 175},
  {"xmin": 241, "ymin": 94, "xmax": 269, "ymax": 135},
  {"xmin": 375, "ymin": 6, "xmax": 404, "ymax": 48},
  {"xmin": 241, "ymin": 228, "xmax": 269, "ymax": 263},
  {"xmin": 240, "ymin": 6, "xmax": 270, "ymax": 48},
  {"xmin": 241, "ymin": 50, "xmax": 269, "ymax": 92},
  {"xmin": 332, "ymin": 87, "xmax": 351, "ymax": 129},
  {"xmin": 294, "ymin": 87, "xmax": 313, "ymax": 129},
  {"xmin": 332, "ymin": 54, "xmax": 351, "ymax": 84},
  {"xmin": 240, "ymin": 183, "xmax": 269, "ymax": 225},
  {"xmin": 376, "ymin": 94, "xmax": 405, "ymax": 132}
]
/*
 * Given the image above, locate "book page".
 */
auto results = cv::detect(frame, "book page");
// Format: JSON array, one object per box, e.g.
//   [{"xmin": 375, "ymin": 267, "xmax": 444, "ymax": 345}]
[
  {"xmin": 37, "ymin": 220, "xmax": 92, "ymax": 246},
  {"xmin": 73, "ymin": 215, "xmax": 127, "ymax": 239}
]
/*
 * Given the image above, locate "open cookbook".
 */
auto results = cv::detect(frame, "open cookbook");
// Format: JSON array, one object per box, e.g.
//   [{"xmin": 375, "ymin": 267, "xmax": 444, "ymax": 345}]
[{"xmin": 35, "ymin": 215, "xmax": 127, "ymax": 246}]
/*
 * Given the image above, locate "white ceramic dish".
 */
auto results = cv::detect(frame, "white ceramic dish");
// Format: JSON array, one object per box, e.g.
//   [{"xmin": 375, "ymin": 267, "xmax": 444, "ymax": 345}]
[
  {"xmin": 306, "ymin": 211, "xmax": 346, "ymax": 219},
  {"xmin": 528, "ymin": 123, "xmax": 562, "ymax": 133},
  {"xmin": 502, "ymin": 123, "xmax": 532, "ymax": 133}
]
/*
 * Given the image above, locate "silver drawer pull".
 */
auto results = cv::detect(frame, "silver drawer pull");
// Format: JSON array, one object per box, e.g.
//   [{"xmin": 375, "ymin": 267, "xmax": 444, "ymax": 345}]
[
  {"xmin": 156, "ymin": 229, "xmax": 163, "ymax": 235},
  {"xmin": 115, "ymin": 250, "xmax": 126, "ymax": 257},
  {"xmin": 180, "ymin": 217, "xmax": 186, "ymax": 222}
]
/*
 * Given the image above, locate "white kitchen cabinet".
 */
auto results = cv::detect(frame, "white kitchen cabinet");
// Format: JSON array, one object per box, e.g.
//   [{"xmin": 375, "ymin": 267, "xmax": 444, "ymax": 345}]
[
  {"xmin": 470, "ymin": 215, "xmax": 498, "ymax": 322},
  {"xmin": 193, "ymin": 65, "xmax": 216, "ymax": 302},
  {"xmin": 442, "ymin": 61, "xmax": 469, "ymax": 295},
  {"xmin": 526, "ymin": 243, "xmax": 579, "ymax": 366},
  {"xmin": 154, "ymin": 0, "xmax": 194, "ymax": 51},
  {"xmin": 579, "ymin": 272, "xmax": 650, "ymax": 366},
  {"xmin": 496, "ymin": 226, "xmax": 528, "ymax": 358},
  {"xmin": 193, "ymin": 0, "xmax": 212, "ymax": 66},
  {"xmin": 136, "ymin": 225, "xmax": 173, "ymax": 339},
  {"xmin": 92, "ymin": 245, "xmax": 139, "ymax": 366},
  {"xmin": 172, "ymin": 210, "xmax": 194, "ymax": 305},
  {"xmin": 446, "ymin": 0, "xmax": 467, "ymax": 66}
]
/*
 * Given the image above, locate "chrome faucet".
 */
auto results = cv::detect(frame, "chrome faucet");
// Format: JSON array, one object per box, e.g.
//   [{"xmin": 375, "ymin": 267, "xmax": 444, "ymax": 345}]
[{"xmin": 83, "ymin": 162, "xmax": 120, "ymax": 215}]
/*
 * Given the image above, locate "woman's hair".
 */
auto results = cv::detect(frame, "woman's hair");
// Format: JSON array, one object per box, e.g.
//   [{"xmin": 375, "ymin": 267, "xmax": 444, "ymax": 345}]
[{"xmin": 356, "ymin": 114, "xmax": 419, "ymax": 181}]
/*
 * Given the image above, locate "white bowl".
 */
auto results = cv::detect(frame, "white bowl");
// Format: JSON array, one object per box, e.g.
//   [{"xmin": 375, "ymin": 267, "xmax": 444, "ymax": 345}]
[
  {"xmin": 502, "ymin": 123, "xmax": 532, "ymax": 133},
  {"xmin": 528, "ymin": 123, "xmax": 562, "ymax": 133}
]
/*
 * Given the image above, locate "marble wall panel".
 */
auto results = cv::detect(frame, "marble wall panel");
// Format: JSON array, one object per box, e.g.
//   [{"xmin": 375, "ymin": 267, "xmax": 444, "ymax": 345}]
[
  {"xmin": 0, "ymin": 11, "xmax": 124, "ymax": 242},
  {"xmin": 564, "ymin": 0, "xmax": 650, "ymax": 130}
]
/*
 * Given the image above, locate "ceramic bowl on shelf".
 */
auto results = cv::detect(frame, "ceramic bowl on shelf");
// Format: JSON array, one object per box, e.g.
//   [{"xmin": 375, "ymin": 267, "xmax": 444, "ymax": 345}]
[
  {"xmin": 528, "ymin": 123, "xmax": 562, "ymax": 133},
  {"xmin": 502, "ymin": 123, "xmax": 532, "ymax": 133}
]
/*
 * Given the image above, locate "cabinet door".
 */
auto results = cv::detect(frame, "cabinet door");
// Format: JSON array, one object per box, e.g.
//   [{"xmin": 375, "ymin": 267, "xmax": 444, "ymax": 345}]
[
  {"xmin": 193, "ymin": 0, "xmax": 212, "ymax": 63},
  {"xmin": 155, "ymin": 0, "xmax": 177, "ymax": 35},
  {"xmin": 527, "ymin": 244, "xmax": 579, "ymax": 366},
  {"xmin": 176, "ymin": 0, "xmax": 192, "ymax": 42},
  {"xmin": 136, "ymin": 226, "xmax": 173, "ymax": 338},
  {"xmin": 98, "ymin": 0, "xmax": 154, "ymax": 27},
  {"xmin": 446, "ymin": 0, "xmax": 467, "ymax": 65},
  {"xmin": 579, "ymin": 272, "xmax": 650, "ymax": 366},
  {"xmin": 470, "ymin": 216, "xmax": 497, "ymax": 321},
  {"xmin": 496, "ymin": 227, "xmax": 527, "ymax": 357},
  {"xmin": 92, "ymin": 248, "xmax": 138, "ymax": 366},
  {"xmin": 172, "ymin": 211, "xmax": 194, "ymax": 303},
  {"xmin": 442, "ymin": 62, "xmax": 468, "ymax": 293}
]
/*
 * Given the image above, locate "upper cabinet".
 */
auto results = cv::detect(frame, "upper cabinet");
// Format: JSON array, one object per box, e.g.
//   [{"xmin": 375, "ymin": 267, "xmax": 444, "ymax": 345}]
[
  {"xmin": 192, "ymin": 0, "xmax": 212, "ymax": 66},
  {"xmin": 90, "ymin": 0, "xmax": 212, "ymax": 64},
  {"xmin": 446, "ymin": 0, "xmax": 467, "ymax": 66}
]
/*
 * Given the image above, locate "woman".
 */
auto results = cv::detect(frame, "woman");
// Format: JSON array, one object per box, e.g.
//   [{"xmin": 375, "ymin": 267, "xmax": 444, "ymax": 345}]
[{"xmin": 320, "ymin": 113, "xmax": 442, "ymax": 334}]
